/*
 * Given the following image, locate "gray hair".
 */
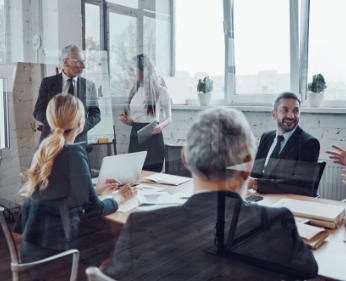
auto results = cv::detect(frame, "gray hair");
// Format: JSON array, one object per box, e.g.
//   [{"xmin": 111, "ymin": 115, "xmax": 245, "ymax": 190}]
[
  {"xmin": 273, "ymin": 92, "xmax": 301, "ymax": 111},
  {"xmin": 185, "ymin": 107, "xmax": 255, "ymax": 181},
  {"xmin": 61, "ymin": 45, "xmax": 82, "ymax": 61}
]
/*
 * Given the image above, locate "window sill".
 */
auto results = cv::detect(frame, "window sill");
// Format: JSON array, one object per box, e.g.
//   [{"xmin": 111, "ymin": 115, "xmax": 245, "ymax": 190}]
[{"xmin": 172, "ymin": 104, "xmax": 346, "ymax": 114}]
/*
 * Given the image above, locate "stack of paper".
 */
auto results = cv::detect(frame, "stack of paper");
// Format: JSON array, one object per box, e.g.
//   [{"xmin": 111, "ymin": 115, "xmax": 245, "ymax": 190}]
[
  {"xmin": 296, "ymin": 223, "xmax": 329, "ymax": 249},
  {"xmin": 143, "ymin": 173, "xmax": 191, "ymax": 186},
  {"xmin": 273, "ymin": 198, "xmax": 345, "ymax": 229}
]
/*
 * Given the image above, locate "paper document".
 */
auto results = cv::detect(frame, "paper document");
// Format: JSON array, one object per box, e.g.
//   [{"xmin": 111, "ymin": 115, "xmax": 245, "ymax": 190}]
[
  {"xmin": 137, "ymin": 191, "xmax": 181, "ymax": 205},
  {"xmin": 137, "ymin": 120, "xmax": 157, "ymax": 144},
  {"xmin": 117, "ymin": 197, "xmax": 141, "ymax": 212},
  {"xmin": 136, "ymin": 184, "xmax": 165, "ymax": 192},
  {"xmin": 143, "ymin": 173, "xmax": 191, "ymax": 186},
  {"xmin": 296, "ymin": 223, "xmax": 325, "ymax": 240}
]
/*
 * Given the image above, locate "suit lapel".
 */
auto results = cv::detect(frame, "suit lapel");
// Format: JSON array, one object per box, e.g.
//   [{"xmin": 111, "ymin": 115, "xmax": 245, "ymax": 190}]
[
  {"xmin": 277, "ymin": 126, "xmax": 302, "ymax": 160},
  {"xmin": 77, "ymin": 77, "xmax": 85, "ymax": 102},
  {"xmin": 54, "ymin": 73, "xmax": 63, "ymax": 94}
]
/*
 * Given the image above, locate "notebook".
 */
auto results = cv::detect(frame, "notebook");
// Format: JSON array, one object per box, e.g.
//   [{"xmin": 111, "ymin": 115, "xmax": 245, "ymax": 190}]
[
  {"xmin": 272, "ymin": 198, "xmax": 345, "ymax": 229},
  {"xmin": 143, "ymin": 173, "xmax": 192, "ymax": 186},
  {"xmin": 96, "ymin": 151, "xmax": 147, "ymax": 186}
]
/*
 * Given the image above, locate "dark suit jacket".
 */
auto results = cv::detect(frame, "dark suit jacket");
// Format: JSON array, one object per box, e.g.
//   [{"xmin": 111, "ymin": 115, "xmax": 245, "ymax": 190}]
[
  {"xmin": 33, "ymin": 73, "xmax": 101, "ymax": 143},
  {"xmin": 13, "ymin": 143, "xmax": 118, "ymax": 257},
  {"xmin": 105, "ymin": 191, "xmax": 318, "ymax": 280},
  {"xmin": 251, "ymin": 126, "xmax": 320, "ymax": 196}
]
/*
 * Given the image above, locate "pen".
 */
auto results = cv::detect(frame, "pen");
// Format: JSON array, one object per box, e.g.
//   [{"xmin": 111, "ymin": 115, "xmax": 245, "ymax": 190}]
[
  {"xmin": 180, "ymin": 197, "xmax": 190, "ymax": 199},
  {"xmin": 116, "ymin": 183, "xmax": 139, "ymax": 190}
]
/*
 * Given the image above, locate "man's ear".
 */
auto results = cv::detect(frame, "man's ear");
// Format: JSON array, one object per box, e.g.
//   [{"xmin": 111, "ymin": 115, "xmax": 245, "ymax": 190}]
[
  {"xmin": 63, "ymin": 58, "xmax": 68, "ymax": 69},
  {"xmin": 271, "ymin": 109, "xmax": 277, "ymax": 120},
  {"xmin": 181, "ymin": 147, "xmax": 189, "ymax": 170}
]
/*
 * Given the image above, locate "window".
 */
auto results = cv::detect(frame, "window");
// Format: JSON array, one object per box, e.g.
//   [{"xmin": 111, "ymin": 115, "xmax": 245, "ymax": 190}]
[
  {"xmin": 105, "ymin": 0, "xmax": 173, "ymax": 97},
  {"xmin": 175, "ymin": 0, "xmax": 225, "ymax": 100},
  {"xmin": 85, "ymin": 3, "xmax": 101, "ymax": 51},
  {"xmin": 0, "ymin": 0, "xmax": 6, "ymax": 63},
  {"xmin": 308, "ymin": 0, "xmax": 346, "ymax": 102}
]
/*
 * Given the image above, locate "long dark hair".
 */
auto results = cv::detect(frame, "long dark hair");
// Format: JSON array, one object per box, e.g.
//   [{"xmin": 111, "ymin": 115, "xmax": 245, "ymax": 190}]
[{"xmin": 128, "ymin": 54, "xmax": 162, "ymax": 116}]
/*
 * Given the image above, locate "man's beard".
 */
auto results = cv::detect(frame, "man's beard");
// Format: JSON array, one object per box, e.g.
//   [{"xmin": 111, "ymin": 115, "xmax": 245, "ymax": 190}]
[{"xmin": 277, "ymin": 118, "xmax": 297, "ymax": 133}]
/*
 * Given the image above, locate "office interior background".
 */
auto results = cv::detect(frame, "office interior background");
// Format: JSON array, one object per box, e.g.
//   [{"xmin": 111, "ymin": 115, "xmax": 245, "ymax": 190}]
[{"xmin": 0, "ymin": 0, "xmax": 346, "ymax": 204}]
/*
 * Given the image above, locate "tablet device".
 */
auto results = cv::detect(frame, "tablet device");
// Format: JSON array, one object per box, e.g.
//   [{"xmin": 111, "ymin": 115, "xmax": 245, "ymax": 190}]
[
  {"xmin": 137, "ymin": 120, "xmax": 157, "ymax": 144},
  {"xmin": 96, "ymin": 151, "xmax": 147, "ymax": 186}
]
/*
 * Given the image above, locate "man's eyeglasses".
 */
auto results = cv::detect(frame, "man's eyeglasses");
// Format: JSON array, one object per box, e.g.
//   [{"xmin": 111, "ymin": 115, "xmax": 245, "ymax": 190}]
[{"xmin": 66, "ymin": 58, "xmax": 86, "ymax": 65}]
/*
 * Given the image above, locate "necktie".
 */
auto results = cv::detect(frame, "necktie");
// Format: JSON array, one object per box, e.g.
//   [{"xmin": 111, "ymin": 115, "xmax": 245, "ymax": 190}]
[
  {"xmin": 264, "ymin": 135, "xmax": 284, "ymax": 174},
  {"xmin": 67, "ymin": 78, "xmax": 74, "ymax": 95}
]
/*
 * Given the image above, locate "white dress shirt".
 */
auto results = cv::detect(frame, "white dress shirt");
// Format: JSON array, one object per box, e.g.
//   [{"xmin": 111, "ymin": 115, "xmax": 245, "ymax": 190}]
[
  {"xmin": 129, "ymin": 86, "xmax": 172, "ymax": 123},
  {"xmin": 61, "ymin": 70, "xmax": 78, "ymax": 96}
]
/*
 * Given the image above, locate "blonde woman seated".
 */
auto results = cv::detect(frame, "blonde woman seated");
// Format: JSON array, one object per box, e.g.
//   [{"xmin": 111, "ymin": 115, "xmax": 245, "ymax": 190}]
[{"xmin": 13, "ymin": 94, "xmax": 137, "ymax": 273}]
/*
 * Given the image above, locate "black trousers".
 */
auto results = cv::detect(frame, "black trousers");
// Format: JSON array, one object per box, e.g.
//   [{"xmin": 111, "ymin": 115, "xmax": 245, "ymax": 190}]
[{"xmin": 128, "ymin": 122, "xmax": 164, "ymax": 172}]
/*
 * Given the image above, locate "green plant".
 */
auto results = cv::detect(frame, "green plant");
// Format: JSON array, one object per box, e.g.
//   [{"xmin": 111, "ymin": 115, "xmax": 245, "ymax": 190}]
[
  {"xmin": 197, "ymin": 76, "xmax": 214, "ymax": 93},
  {"xmin": 308, "ymin": 74, "xmax": 327, "ymax": 93}
]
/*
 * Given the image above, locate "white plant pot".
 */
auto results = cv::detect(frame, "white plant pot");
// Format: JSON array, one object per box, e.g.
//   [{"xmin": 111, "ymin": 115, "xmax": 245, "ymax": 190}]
[
  {"xmin": 307, "ymin": 91, "xmax": 324, "ymax": 108},
  {"xmin": 198, "ymin": 92, "xmax": 212, "ymax": 106}
]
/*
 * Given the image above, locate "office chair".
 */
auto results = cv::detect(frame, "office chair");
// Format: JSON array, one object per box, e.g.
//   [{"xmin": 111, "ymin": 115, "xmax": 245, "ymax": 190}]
[
  {"xmin": 86, "ymin": 267, "xmax": 116, "ymax": 281},
  {"xmin": 0, "ymin": 207, "xmax": 79, "ymax": 281},
  {"xmin": 311, "ymin": 161, "xmax": 326, "ymax": 198},
  {"xmin": 164, "ymin": 143, "xmax": 191, "ymax": 177}
]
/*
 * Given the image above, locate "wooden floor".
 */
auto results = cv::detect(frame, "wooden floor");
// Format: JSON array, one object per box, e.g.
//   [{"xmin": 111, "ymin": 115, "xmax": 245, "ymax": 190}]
[{"xmin": 0, "ymin": 219, "xmax": 123, "ymax": 281}]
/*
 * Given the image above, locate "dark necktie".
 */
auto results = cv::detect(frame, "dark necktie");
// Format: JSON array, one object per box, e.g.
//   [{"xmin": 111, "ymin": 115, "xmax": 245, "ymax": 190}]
[
  {"xmin": 264, "ymin": 135, "xmax": 284, "ymax": 174},
  {"xmin": 67, "ymin": 78, "xmax": 74, "ymax": 95}
]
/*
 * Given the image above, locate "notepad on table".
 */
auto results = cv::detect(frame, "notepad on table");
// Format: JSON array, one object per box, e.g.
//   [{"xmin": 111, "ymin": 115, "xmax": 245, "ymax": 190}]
[{"xmin": 143, "ymin": 173, "xmax": 191, "ymax": 186}]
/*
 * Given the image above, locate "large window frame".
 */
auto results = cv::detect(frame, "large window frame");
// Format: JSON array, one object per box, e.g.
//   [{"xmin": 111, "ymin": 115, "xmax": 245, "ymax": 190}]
[{"xmin": 83, "ymin": 0, "xmax": 346, "ymax": 107}]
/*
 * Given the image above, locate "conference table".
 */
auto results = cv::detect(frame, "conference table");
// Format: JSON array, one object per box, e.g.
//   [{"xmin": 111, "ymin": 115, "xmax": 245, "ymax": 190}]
[{"xmin": 103, "ymin": 171, "xmax": 346, "ymax": 281}]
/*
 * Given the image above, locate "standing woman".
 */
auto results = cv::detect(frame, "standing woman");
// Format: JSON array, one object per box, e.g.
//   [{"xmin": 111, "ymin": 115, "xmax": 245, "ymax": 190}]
[{"xmin": 119, "ymin": 54, "xmax": 172, "ymax": 172}]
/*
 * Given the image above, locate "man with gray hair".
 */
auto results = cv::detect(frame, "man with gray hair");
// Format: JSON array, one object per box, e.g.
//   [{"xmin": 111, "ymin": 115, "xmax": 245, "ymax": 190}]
[
  {"xmin": 249, "ymin": 92, "xmax": 320, "ymax": 196},
  {"xmin": 105, "ymin": 107, "xmax": 317, "ymax": 280},
  {"xmin": 34, "ymin": 45, "xmax": 100, "ymax": 143}
]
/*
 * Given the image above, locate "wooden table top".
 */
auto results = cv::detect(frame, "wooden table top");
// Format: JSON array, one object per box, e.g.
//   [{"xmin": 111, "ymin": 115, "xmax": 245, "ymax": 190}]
[{"xmin": 103, "ymin": 171, "xmax": 346, "ymax": 280}]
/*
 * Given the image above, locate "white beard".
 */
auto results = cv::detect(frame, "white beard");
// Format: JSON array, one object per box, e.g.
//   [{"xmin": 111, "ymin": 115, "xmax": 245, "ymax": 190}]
[{"xmin": 238, "ymin": 178, "xmax": 249, "ymax": 199}]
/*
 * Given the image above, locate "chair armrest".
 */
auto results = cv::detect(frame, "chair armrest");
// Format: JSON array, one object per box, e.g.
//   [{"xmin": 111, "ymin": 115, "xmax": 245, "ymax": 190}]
[
  {"xmin": 12, "ymin": 249, "xmax": 79, "ymax": 281},
  {"xmin": 86, "ymin": 267, "xmax": 116, "ymax": 281}
]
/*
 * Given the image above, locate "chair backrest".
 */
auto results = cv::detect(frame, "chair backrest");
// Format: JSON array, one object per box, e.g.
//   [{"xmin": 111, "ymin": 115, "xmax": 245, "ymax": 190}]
[
  {"xmin": 164, "ymin": 144, "xmax": 191, "ymax": 177},
  {"xmin": 86, "ymin": 267, "xmax": 116, "ymax": 281},
  {"xmin": 311, "ymin": 161, "xmax": 326, "ymax": 197},
  {"xmin": 0, "ymin": 207, "xmax": 20, "ymax": 264}
]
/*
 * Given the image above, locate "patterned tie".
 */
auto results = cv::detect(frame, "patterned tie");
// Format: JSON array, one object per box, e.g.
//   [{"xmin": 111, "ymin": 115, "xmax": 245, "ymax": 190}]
[
  {"xmin": 265, "ymin": 135, "xmax": 284, "ymax": 174},
  {"xmin": 67, "ymin": 78, "xmax": 74, "ymax": 95}
]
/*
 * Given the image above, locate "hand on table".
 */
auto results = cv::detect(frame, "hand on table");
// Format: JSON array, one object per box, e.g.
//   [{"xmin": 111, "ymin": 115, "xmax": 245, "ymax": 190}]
[
  {"xmin": 326, "ymin": 144, "xmax": 346, "ymax": 165},
  {"xmin": 247, "ymin": 176, "xmax": 257, "ymax": 190},
  {"xmin": 113, "ymin": 182, "xmax": 138, "ymax": 205},
  {"xmin": 151, "ymin": 124, "xmax": 162, "ymax": 135},
  {"xmin": 96, "ymin": 178, "xmax": 121, "ymax": 196}
]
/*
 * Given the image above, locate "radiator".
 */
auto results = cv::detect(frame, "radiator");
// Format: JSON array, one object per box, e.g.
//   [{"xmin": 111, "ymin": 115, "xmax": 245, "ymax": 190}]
[{"xmin": 319, "ymin": 163, "xmax": 346, "ymax": 201}]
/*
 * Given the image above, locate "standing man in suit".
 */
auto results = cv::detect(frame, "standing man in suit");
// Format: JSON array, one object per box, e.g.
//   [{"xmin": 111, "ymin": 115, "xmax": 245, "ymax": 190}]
[
  {"xmin": 249, "ymin": 92, "xmax": 320, "ymax": 196},
  {"xmin": 104, "ymin": 107, "xmax": 318, "ymax": 280},
  {"xmin": 34, "ymin": 45, "xmax": 100, "ymax": 144}
]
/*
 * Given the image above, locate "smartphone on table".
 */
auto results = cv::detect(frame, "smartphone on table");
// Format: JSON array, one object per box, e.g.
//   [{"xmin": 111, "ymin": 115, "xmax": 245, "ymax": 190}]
[{"xmin": 245, "ymin": 195, "xmax": 263, "ymax": 202}]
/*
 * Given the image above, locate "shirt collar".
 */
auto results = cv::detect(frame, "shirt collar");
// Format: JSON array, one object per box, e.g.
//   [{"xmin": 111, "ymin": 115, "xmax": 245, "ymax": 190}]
[
  {"xmin": 62, "ymin": 70, "xmax": 78, "ymax": 83},
  {"xmin": 276, "ymin": 125, "xmax": 297, "ymax": 142}
]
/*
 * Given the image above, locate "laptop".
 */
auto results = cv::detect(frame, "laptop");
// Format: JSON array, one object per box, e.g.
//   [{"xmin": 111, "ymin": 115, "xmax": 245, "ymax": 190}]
[{"xmin": 95, "ymin": 151, "xmax": 147, "ymax": 186}]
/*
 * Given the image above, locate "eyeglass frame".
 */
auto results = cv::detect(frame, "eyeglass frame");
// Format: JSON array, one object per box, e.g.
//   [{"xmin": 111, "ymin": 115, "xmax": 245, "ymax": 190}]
[{"xmin": 66, "ymin": 58, "xmax": 86, "ymax": 65}]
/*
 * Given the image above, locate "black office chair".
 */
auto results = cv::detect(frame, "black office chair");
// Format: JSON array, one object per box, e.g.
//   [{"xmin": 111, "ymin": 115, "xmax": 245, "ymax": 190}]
[
  {"xmin": 164, "ymin": 144, "xmax": 191, "ymax": 177},
  {"xmin": 311, "ymin": 161, "xmax": 326, "ymax": 198}
]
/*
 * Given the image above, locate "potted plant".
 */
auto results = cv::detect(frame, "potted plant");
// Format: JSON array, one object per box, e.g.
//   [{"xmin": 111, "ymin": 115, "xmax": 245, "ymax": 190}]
[
  {"xmin": 307, "ymin": 74, "xmax": 327, "ymax": 108},
  {"xmin": 197, "ymin": 76, "xmax": 213, "ymax": 106}
]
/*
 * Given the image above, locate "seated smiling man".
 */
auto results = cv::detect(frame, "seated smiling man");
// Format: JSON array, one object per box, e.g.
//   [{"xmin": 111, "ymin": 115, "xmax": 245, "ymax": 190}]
[
  {"xmin": 104, "ymin": 107, "xmax": 318, "ymax": 280},
  {"xmin": 249, "ymin": 92, "xmax": 320, "ymax": 196}
]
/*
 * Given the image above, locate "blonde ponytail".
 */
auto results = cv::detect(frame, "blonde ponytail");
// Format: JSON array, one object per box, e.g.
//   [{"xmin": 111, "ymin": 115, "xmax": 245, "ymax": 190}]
[{"xmin": 20, "ymin": 94, "xmax": 84, "ymax": 196}]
